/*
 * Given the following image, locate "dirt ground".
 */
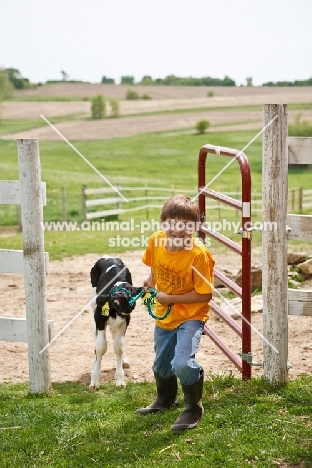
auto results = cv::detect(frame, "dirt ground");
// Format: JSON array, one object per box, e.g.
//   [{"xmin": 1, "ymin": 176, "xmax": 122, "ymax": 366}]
[{"xmin": 1, "ymin": 248, "xmax": 312, "ymax": 386}]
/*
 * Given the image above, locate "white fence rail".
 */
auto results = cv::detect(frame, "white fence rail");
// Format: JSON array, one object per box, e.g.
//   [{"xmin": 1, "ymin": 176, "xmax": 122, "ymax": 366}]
[
  {"xmin": 1, "ymin": 185, "xmax": 311, "ymax": 227},
  {"xmin": 82, "ymin": 186, "xmax": 198, "ymax": 221},
  {"xmin": 81, "ymin": 185, "xmax": 312, "ymax": 221}
]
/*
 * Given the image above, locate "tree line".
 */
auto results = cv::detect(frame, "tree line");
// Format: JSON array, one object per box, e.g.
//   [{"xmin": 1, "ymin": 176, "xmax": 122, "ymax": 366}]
[
  {"xmin": 1, "ymin": 68, "xmax": 312, "ymax": 96},
  {"xmin": 262, "ymin": 78, "xmax": 312, "ymax": 87},
  {"xmin": 106, "ymin": 75, "xmax": 236, "ymax": 86}
]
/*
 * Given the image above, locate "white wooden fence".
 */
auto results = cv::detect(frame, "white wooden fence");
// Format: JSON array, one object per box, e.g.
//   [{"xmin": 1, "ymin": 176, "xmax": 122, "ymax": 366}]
[
  {"xmin": 81, "ymin": 185, "xmax": 311, "ymax": 223},
  {"xmin": 262, "ymin": 105, "xmax": 312, "ymax": 384},
  {"xmin": 0, "ymin": 139, "xmax": 52, "ymax": 394},
  {"xmin": 81, "ymin": 185, "xmax": 196, "ymax": 221}
]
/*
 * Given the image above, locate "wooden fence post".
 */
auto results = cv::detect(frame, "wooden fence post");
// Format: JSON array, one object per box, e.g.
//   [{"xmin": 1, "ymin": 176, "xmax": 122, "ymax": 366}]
[
  {"xmin": 82, "ymin": 185, "xmax": 87, "ymax": 221},
  {"xmin": 62, "ymin": 186, "xmax": 67, "ymax": 222},
  {"xmin": 17, "ymin": 139, "xmax": 52, "ymax": 394},
  {"xmin": 299, "ymin": 187, "xmax": 303, "ymax": 213},
  {"xmin": 145, "ymin": 184, "xmax": 149, "ymax": 219},
  {"xmin": 116, "ymin": 184, "xmax": 120, "ymax": 220},
  {"xmin": 262, "ymin": 104, "xmax": 289, "ymax": 384}
]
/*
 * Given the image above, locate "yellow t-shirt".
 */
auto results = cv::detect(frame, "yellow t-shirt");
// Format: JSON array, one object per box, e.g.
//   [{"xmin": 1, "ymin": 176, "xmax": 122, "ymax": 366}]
[{"xmin": 142, "ymin": 230, "xmax": 215, "ymax": 330}]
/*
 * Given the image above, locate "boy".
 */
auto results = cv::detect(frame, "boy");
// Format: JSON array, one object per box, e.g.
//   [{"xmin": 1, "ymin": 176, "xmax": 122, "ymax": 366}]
[{"xmin": 136, "ymin": 194, "xmax": 214, "ymax": 431}]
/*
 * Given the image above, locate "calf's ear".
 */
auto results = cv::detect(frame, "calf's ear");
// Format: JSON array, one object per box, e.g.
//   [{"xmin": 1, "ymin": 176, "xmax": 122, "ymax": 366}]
[
  {"xmin": 96, "ymin": 293, "xmax": 110, "ymax": 306},
  {"xmin": 90, "ymin": 263, "xmax": 101, "ymax": 287}
]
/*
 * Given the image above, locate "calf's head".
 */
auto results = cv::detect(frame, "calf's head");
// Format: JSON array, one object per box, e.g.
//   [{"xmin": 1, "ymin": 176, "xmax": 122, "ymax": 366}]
[
  {"xmin": 96, "ymin": 284, "xmax": 144, "ymax": 316},
  {"xmin": 109, "ymin": 284, "xmax": 144, "ymax": 314}
]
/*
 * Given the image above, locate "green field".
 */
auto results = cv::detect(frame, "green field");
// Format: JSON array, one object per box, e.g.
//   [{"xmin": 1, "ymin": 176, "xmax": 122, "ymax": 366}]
[{"xmin": 0, "ymin": 128, "xmax": 311, "ymax": 259}]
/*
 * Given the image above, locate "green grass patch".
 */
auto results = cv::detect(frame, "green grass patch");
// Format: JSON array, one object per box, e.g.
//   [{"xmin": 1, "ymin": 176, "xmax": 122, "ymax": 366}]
[
  {"xmin": 112, "ymin": 102, "xmax": 312, "ymax": 118},
  {"xmin": 0, "ymin": 114, "xmax": 88, "ymax": 136},
  {"xmin": 0, "ymin": 375, "xmax": 311, "ymax": 467}
]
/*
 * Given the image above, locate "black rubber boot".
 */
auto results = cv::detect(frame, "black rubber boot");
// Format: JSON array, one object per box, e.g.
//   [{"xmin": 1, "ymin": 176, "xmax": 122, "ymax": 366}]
[
  {"xmin": 171, "ymin": 370, "xmax": 204, "ymax": 431},
  {"xmin": 135, "ymin": 374, "xmax": 178, "ymax": 415}
]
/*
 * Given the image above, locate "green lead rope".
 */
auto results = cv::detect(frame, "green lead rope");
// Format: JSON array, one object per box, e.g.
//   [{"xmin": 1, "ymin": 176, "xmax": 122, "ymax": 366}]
[{"xmin": 128, "ymin": 287, "xmax": 172, "ymax": 321}]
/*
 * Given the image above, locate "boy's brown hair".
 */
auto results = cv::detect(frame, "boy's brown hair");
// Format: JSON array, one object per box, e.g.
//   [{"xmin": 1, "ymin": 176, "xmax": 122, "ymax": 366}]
[{"xmin": 160, "ymin": 194, "xmax": 200, "ymax": 223}]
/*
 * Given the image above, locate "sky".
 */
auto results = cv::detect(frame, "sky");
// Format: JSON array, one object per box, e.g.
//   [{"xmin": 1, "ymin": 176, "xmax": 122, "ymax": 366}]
[{"xmin": 1, "ymin": 0, "xmax": 311, "ymax": 87}]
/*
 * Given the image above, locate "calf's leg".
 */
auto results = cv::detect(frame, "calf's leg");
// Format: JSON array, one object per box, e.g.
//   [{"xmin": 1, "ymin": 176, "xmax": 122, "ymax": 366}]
[
  {"xmin": 112, "ymin": 320, "xmax": 128, "ymax": 387},
  {"xmin": 111, "ymin": 326, "xmax": 129, "ymax": 369},
  {"xmin": 90, "ymin": 328, "xmax": 107, "ymax": 390}
]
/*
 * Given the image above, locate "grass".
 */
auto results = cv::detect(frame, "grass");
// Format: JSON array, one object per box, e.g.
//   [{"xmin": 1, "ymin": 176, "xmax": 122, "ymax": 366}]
[
  {"xmin": 0, "ymin": 114, "xmax": 88, "ymax": 137},
  {"xmin": 123, "ymin": 102, "xmax": 312, "ymax": 119},
  {"xmin": 0, "ymin": 374, "xmax": 311, "ymax": 467},
  {"xmin": 289, "ymin": 113, "xmax": 312, "ymax": 137}
]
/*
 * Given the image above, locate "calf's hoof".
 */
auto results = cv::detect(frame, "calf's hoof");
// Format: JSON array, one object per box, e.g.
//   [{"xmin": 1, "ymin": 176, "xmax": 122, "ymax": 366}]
[
  {"xmin": 115, "ymin": 382, "xmax": 126, "ymax": 388},
  {"xmin": 89, "ymin": 385, "xmax": 100, "ymax": 391},
  {"xmin": 122, "ymin": 363, "xmax": 130, "ymax": 369}
]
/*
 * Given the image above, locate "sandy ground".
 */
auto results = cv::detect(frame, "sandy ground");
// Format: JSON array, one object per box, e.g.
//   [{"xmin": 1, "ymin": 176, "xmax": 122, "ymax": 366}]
[{"xmin": 1, "ymin": 249, "xmax": 311, "ymax": 387}]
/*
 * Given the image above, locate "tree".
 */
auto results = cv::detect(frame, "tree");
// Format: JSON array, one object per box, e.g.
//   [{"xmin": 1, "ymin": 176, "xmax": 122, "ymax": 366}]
[
  {"xmin": 5, "ymin": 68, "xmax": 31, "ymax": 89},
  {"xmin": 139, "ymin": 75, "xmax": 153, "ymax": 85},
  {"xmin": 61, "ymin": 70, "xmax": 69, "ymax": 81},
  {"xmin": 125, "ymin": 90, "xmax": 139, "ymax": 100},
  {"xmin": 109, "ymin": 99, "xmax": 120, "ymax": 118},
  {"xmin": 101, "ymin": 76, "xmax": 115, "ymax": 84},
  {"xmin": 121, "ymin": 76, "xmax": 135, "ymax": 85},
  {"xmin": 0, "ymin": 69, "xmax": 14, "ymax": 100},
  {"xmin": 0, "ymin": 69, "xmax": 14, "ymax": 125},
  {"xmin": 246, "ymin": 77, "xmax": 253, "ymax": 87},
  {"xmin": 91, "ymin": 94, "xmax": 106, "ymax": 119},
  {"xmin": 195, "ymin": 119, "xmax": 210, "ymax": 134}
]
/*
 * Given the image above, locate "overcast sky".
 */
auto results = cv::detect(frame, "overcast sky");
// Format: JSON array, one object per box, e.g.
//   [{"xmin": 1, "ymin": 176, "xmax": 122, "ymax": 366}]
[{"xmin": 1, "ymin": 0, "xmax": 311, "ymax": 87}]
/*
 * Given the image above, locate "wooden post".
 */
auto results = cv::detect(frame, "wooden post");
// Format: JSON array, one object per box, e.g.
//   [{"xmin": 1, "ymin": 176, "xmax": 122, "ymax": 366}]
[
  {"xmin": 145, "ymin": 184, "xmax": 149, "ymax": 220},
  {"xmin": 17, "ymin": 205, "xmax": 22, "ymax": 232},
  {"xmin": 299, "ymin": 187, "xmax": 303, "ymax": 213},
  {"xmin": 116, "ymin": 184, "xmax": 120, "ymax": 220},
  {"xmin": 62, "ymin": 187, "xmax": 67, "ymax": 222},
  {"xmin": 82, "ymin": 185, "xmax": 87, "ymax": 221},
  {"xmin": 17, "ymin": 139, "xmax": 52, "ymax": 394},
  {"xmin": 262, "ymin": 104, "xmax": 289, "ymax": 384}
]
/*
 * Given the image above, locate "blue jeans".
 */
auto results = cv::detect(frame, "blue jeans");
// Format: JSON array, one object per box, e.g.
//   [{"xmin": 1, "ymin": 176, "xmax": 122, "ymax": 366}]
[{"xmin": 153, "ymin": 320, "xmax": 204, "ymax": 386}]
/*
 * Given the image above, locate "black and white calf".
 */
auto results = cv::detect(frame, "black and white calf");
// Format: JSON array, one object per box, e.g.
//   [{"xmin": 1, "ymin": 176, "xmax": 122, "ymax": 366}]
[{"xmin": 89, "ymin": 256, "xmax": 143, "ymax": 389}]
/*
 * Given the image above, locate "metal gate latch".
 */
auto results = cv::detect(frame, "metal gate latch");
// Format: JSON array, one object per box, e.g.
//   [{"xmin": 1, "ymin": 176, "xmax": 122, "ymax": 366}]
[
  {"xmin": 237, "ymin": 226, "xmax": 262, "ymax": 240},
  {"xmin": 239, "ymin": 351, "xmax": 263, "ymax": 367}
]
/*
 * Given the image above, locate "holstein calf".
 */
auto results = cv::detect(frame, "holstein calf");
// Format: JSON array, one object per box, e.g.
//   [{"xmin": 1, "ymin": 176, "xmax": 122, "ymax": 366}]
[{"xmin": 89, "ymin": 256, "xmax": 143, "ymax": 389}]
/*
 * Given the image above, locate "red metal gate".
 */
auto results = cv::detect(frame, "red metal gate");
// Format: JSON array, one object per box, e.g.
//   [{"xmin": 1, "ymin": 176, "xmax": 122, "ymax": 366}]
[{"xmin": 198, "ymin": 144, "xmax": 252, "ymax": 379}]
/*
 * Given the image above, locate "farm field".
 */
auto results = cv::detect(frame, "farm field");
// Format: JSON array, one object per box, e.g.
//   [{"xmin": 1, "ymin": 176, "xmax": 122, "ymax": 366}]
[
  {"xmin": 0, "ymin": 83, "xmax": 312, "ymax": 390},
  {"xmin": 3, "ymin": 107, "xmax": 312, "ymax": 141},
  {"xmin": 12, "ymin": 81, "xmax": 312, "ymax": 100},
  {"xmin": 1, "ymin": 83, "xmax": 312, "ymax": 140}
]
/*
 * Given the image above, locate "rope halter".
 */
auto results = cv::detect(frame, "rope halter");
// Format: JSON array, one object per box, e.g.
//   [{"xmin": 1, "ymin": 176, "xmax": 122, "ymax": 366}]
[{"xmin": 109, "ymin": 286, "xmax": 172, "ymax": 320}]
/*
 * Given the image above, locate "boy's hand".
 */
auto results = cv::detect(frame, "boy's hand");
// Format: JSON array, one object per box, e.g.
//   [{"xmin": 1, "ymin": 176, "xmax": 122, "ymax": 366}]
[
  {"xmin": 156, "ymin": 291, "xmax": 171, "ymax": 305},
  {"xmin": 143, "ymin": 275, "xmax": 155, "ymax": 289}
]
